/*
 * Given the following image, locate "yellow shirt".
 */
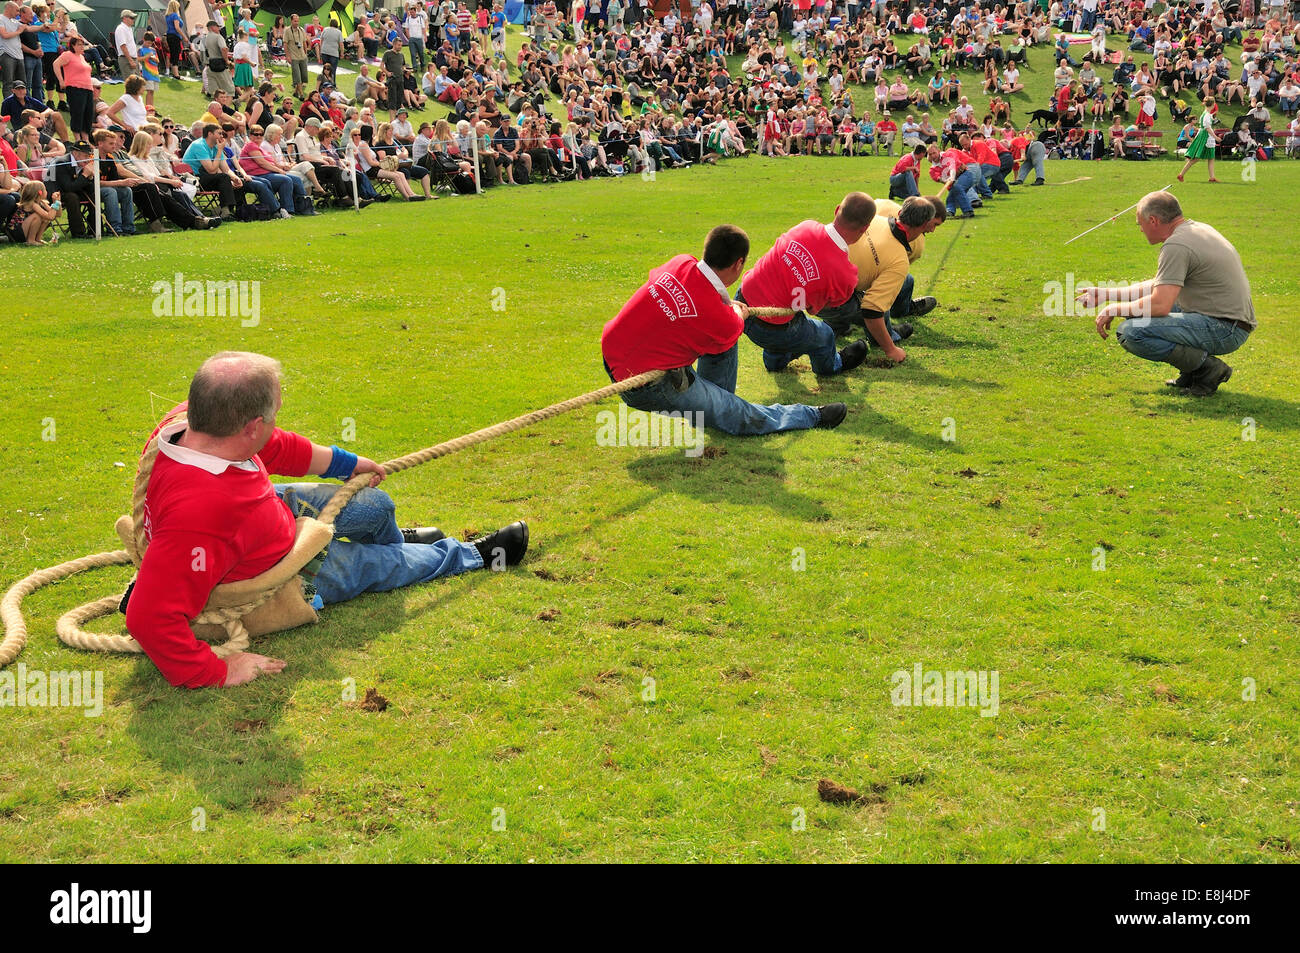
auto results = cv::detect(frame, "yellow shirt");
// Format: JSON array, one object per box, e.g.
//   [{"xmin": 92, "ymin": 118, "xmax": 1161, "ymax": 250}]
[
  {"xmin": 846, "ymin": 215, "xmax": 912, "ymax": 313},
  {"xmin": 873, "ymin": 199, "xmax": 925, "ymax": 264}
]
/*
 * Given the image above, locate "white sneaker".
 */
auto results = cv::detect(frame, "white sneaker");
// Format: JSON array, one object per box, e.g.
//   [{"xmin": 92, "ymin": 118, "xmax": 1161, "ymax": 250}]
[{"xmin": 278, "ymin": 208, "xmax": 291, "ymax": 219}]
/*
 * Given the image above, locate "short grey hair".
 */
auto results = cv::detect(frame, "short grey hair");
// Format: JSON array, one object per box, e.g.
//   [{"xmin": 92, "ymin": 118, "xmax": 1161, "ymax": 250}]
[
  {"xmin": 188, "ymin": 352, "xmax": 282, "ymax": 437},
  {"xmin": 897, "ymin": 195, "xmax": 936, "ymax": 229},
  {"xmin": 1137, "ymin": 191, "xmax": 1182, "ymax": 224}
]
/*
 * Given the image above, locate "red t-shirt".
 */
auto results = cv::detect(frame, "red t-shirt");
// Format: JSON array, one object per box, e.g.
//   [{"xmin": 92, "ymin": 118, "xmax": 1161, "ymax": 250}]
[
  {"xmin": 1010, "ymin": 135, "xmax": 1029, "ymax": 160},
  {"xmin": 891, "ymin": 152, "xmax": 921, "ymax": 178},
  {"xmin": 875, "ymin": 118, "xmax": 897, "ymax": 134},
  {"xmin": 602, "ymin": 255, "xmax": 743, "ymax": 380},
  {"xmin": 124, "ymin": 404, "xmax": 314, "ymax": 688},
  {"xmin": 739, "ymin": 220, "xmax": 858, "ymax": 321},
  {"xmin": 970, "ymin": 139, "xmax": 998, "ymax": 165},
  {"xmin": 943, "ymin": 147, "xmax": 977, "ymax": 167}
]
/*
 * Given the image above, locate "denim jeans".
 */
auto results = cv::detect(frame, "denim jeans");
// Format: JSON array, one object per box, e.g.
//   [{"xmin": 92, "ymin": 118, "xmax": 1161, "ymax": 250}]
[
  {"xmin": 889, "ymin": 170, "xmax": 919, "ymax": 197},
  {"xmin": 274, "ymin": 483, "xmax": 483, "ymax": 607},
  {"xmin": 742, "ymin": 312, "xmax": 844, "ymax": 375},
  {"xmin": 1014, "ymin": 141, "xmax": 1046, "ymax": 183},
  {"xmin": 101, "ymin": 184, "xmax": 136, "ymax": 234},
  {"xmin": 610, "ymin": 348, "xmax": 821, "ymax": 436},
  {"xmin": 256, "ymin": 171, "xmax": 303, "ymax": 211},
  {"xmin": 243, "ymin": 175, "xmax": 279, "ymax": 210},
  {"xmin": 966, "ymin": 162, "xmax": 992, "ymax": 197},
  {"xmin": 946, "ymin": 167, "xmax": 978, "ymax": 214},
  {"xmin": 23, "ymin": 55, "xmax": 41, "ymax": 99},
  {"xmin": 1116, "ymin": 311, "xmax": 1250, "ymax": 365},
  {"xmin": 981, "ymin": 161, "xmax": 1008, "ymax": 193}
]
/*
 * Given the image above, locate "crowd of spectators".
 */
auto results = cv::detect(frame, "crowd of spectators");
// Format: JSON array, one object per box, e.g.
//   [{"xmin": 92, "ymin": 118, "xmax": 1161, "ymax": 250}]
[{"xmin": 3, "ymin": 0, "xmax": 1299, "ymax": 243}]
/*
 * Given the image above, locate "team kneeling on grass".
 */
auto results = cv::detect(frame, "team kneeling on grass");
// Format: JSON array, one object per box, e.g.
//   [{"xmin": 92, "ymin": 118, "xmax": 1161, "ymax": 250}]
[{"xmin": 122, "ymin": 189, "xmax": 1251, "ymax": 689}]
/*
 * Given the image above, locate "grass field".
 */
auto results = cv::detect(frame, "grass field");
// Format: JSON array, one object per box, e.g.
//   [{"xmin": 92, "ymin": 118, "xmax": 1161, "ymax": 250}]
[{"xmin": 2, "ymin": 152, "xmax": 1297, "ymax": 863}]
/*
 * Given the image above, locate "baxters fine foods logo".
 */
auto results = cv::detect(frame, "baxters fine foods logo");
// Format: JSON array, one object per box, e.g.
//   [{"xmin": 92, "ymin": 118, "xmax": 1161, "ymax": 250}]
[
  {"xmin": 782, "ymin": 240, "xmax": 821, "ymax": 283},
  {"xmin": 649, "ymin": 273, "xmax": 698, "ymax": 320}
]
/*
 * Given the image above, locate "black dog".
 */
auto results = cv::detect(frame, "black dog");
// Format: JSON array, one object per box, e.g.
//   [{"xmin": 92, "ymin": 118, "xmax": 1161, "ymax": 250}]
[{"xmin": 1026, "ymin": 108, "xmax": 1058, "ymax": 126}]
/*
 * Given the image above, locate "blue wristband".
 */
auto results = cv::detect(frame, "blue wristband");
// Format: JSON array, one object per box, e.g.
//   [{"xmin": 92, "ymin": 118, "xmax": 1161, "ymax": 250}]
[{"xmin": 323, "ymin": 445, "xmax": 358, "ymax": 481}]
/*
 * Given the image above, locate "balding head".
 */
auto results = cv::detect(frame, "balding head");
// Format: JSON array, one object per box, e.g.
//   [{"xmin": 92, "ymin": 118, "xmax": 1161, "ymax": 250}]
[
  {"xmin": 1136, "ymin": 190, "xmax": 1182, "ymax": 224},
  {"xmin": 833, "ymin": 191, "xmax": 877, "ymax": 244},
  {"xmin": 188, "ymin": 352, "xmax": 282, "ymax": 437}
]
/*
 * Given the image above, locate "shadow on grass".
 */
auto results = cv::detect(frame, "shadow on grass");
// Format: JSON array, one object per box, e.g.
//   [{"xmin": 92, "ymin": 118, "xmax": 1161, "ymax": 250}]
[
  {"xmin": 624, "ymin": 444, "xmax": 831, "ymax": 521},
  {"xmin": 1138, "ymin": 389, "xmax": 1300, "ymax": 429},
  {"xmin": 120, "ymin": 489, "xmax": 659, "ymax": 810}
]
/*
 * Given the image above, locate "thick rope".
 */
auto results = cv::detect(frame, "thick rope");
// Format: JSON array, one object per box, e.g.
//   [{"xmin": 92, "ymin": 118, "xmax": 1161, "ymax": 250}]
[
  {"xmin": 745, "ymin": 306, "xmax": 795, "ymax": 319},
  {"xmin": 1, "ymin": 369, "xmax": 666, "ymax": 668}
]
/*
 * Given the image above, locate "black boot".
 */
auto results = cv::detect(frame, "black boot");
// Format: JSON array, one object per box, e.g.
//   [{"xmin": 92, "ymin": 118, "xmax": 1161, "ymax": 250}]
[
  {"xmin": 401, "ymin": 527, "xmax": 446, "ymax": 544},
  {"xmin": 909, "ymin": 296, "xmax": 937, "ymax": 317},
  {"xmin": 473, "ymin": 521, "xmax": 529, "ymax": 568},
  {"xmin": 837, "ymin": 339, "xmax": 869, "ymax": 372},
  {"xmin": 815, "ymin": 403, "xmax": 847, "ymax": 429},
  {"xmin": 1163, "ymin": 343, "xmax": 1208, "ymax": 389},
  {"xmin": 1185, "ymin": 356, "xmax": 1233, "ymax": 397}
]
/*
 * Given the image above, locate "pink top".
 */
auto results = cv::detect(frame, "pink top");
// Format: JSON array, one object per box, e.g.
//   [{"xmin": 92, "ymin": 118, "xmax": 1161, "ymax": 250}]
[{"xmin": 57, "ymin": 52, "xmax": 94, "ymax": 90}]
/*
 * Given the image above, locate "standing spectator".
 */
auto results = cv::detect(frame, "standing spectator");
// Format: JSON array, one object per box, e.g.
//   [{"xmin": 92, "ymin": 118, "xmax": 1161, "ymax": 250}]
[
  {"xmin": 114, "ymin": 8, "xmax": 139, "ymax": 79},
  {"xmin": 203, "ymin": 19, "xmax": 235, "ymax": 96},
  {"xmin": 319, "ymin": 17, "xmax": 343, "ymax": 75},
  {"xmin": 381, "ymin": 36, "xmax": 406, "ymax": 120},
  {"xmin": 405, "ymin": 2, "xmax": 427, "ymax": 73},
  {"xmin": 53, "ymin": 36, "xmax": 95, "ymax": 138},
  {"xmin": 0, "ymin": 2, "xmax": 25, "ymax": 97},
  {"xmin": 286, "ymin": 13, "xmax": 309, "ymax": 99},
  {"xmin": 164, "ymin": 1, "xmax": 186, "ymax": 78}
]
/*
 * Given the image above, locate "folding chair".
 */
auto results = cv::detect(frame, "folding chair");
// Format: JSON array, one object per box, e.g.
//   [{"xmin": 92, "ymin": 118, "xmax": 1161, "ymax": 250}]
[{"xmin": 173, "ymin": 162, "xmax": 223, "ymax": 215}]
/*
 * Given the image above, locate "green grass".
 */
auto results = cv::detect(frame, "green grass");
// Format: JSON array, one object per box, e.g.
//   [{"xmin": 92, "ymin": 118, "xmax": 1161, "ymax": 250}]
[{"xmin": 2, "ymin": 155, "xmax": 1297, "ymax": 862}]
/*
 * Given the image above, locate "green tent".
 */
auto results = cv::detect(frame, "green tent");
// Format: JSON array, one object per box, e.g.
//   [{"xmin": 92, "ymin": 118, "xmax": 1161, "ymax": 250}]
[{"xmin": 68, "ymin": 0, "xmax": 167, "ymax": 50}]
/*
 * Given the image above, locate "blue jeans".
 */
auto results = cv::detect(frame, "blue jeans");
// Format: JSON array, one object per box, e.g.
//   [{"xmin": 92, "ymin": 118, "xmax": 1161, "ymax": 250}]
[
  {"xmin": 886, "ymin": 273, "xmax": 915, "ymax": 341},
  {"xmin": 610, "ymin": 348, "xmax": 821, "ymax": 435},
  {"xmin": 257, "ymin": 171, "xmax": 302, "ymax": 211},
  {"xmin": 1116, "ymin": 311, "xmax": 1250, "ymax": 365},
  {"xmin": 101, "ymin": 184, "xmax": 136, "ymax": 234},
  {"xmin": 24, "ymin": 55, "xmax": 42, "ymax": 99},
  {"xmin": 946, "ymin": 167, "xmax": 978, "ymax": 214},
  {"xmin": 966, "ymin": 162, "xmax": 992, "ymax": 197},
  {"xmin": 243, "ymin": 175, "xmax": 279, "ymax": 210},
  {"xmin": 274, "ymin": 483, "xmax": 483, "ymax": 607},
  {"xmin": 981, "ymin": 161, "xmax": 1008, "ymax": 193},
  {"xmin": 1014, "ymin": 141, "xmax": 1046, "ymax": 183},
  {"xmin": 889, "ymin": 170, "xmax": 919, "ymax": 197},
  {"xmin": 742, "ymin": 312, "xmax": 844, "ymax": 375}
]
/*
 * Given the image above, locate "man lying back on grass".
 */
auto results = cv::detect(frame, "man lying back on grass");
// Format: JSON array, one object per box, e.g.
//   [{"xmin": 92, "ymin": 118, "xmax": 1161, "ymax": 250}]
[{"xmin": 124, "ymin": 352, "xmax": 529, "ymax": 688}]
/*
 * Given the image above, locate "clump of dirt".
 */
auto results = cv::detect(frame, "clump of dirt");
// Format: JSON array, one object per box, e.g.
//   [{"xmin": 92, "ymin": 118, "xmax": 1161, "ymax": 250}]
[
  {"xmin": 817, "ymin": 778, "xmax": 885, "ymax": 805},
  {"xmin": 701, "ymin": 446, "xmax": 728, "ymax": 459},
  {"xmin": 958, "ymin": 468, "xmax": 979, "ymax": 478},
  {"xmin": 232, "ymin": 718, "xmax": 267, "ymax": 733},
  {"xmin": 536, "ymin": 608, "xmax": 561, "ymax": 621},
  {"xmin": 361, "ymin": 688, "xmax": 389, "ymax": 712},
  {"xmin": 1151, "ymin": 682, "xmax": 1179, "ymax": 703}
]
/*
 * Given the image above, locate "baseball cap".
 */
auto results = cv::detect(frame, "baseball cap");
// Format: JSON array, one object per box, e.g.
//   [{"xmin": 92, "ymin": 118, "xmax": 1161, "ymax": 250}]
[
  {"xmin": 70, "ymin": 140, "xmax": 94, "ymax": 152},
  {"xmin": 122, "ymin": 8, "xmax": 136, "ymax": 18}
]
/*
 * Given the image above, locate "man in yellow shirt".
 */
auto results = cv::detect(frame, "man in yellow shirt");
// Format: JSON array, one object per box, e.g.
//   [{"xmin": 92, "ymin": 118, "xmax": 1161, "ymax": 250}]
[{"xmin": 819, "ymin": 196, "xmax": 942, "ymax": 362}]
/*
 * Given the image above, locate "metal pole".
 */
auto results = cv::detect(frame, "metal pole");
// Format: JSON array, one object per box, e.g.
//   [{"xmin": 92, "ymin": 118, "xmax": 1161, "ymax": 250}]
[
  {"xmin": 92, "ymin": 149, "xmax": 101, "ymax": 242},
  {"xmin": 472, "ymin": 128, "xmax": 482, "ymax": 195},
  {"xmin": 347, "ymin": 143, "xmax": 359, "ymax": 211}
]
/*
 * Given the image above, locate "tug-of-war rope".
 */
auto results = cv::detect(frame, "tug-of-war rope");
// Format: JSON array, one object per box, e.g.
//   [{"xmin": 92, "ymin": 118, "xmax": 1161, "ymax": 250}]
[{"xmin": 0, "ymin": 342, "xmax": 804, "ymax": 672}]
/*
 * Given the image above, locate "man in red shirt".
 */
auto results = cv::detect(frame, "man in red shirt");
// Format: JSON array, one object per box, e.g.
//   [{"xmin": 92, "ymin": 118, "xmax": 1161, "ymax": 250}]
[
  {"xmin": 603, "ymin": 225, "xmax": 846, "ymax": 433},
  {"xmin": 125, "ymin": 352, "xmax": 529, "ymax": 689},
  {"xmin": 927, "ymin": 142, "xmax": 979, "ymax": 216},
  {"xmin": 889, "ymin": 143, "xmax": 926, "ymax": 199},
  {"xmin": 969, "ymin": 131, "xmax": 1008, "ymax": 193},
  {"xmin": 736, "ymin": 192, "xmax": 875, "ymax": 376}
]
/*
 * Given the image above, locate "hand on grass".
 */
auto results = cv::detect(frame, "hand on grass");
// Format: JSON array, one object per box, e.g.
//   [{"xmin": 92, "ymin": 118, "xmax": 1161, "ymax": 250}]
[{"xmin": 224, "ymin": 652, "xmax": 287, "ymax": 687}]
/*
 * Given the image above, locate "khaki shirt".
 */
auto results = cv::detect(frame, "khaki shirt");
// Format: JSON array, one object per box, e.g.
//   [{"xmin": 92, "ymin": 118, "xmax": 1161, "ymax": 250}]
[
  {"xmin": 1155, "ymin": 220, "xmax": 1255, "ymax": 329},
  {"xmin": 286, "ymin": 25, "xmax": 308, "ymax": 61}
]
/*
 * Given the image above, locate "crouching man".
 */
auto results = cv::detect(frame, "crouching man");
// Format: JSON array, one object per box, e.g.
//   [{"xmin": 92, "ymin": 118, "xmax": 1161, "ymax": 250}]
[
  {"xmin": 602, "ymin": 225, "xmax": 847, "ymax": 434},
  {"xmin": 125, "ymin": 351, "xmax": 529, "ymax": 688},
  {"xmin": 1086, "ymin": 192, "xmax": 1253, "ymax": 396}
]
